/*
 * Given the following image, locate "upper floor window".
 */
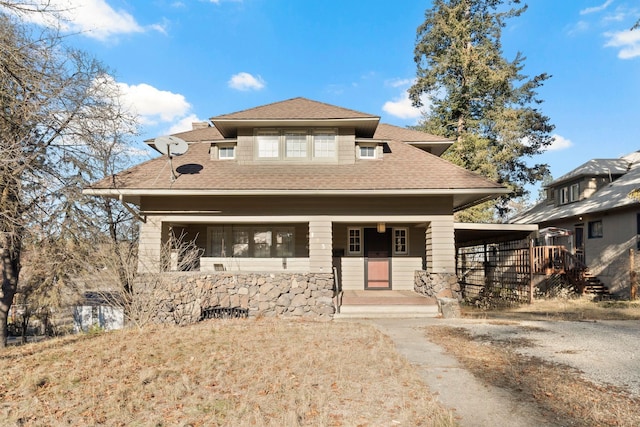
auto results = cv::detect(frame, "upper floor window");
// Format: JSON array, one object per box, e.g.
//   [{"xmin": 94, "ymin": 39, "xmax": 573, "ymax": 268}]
[
  {"xmin": 313, "ymin": 132, "xmax": 336, "ymax": 158},
  {"xmin": 218, "ymin": 145, "xmax": 235, "ymax": 159},
  {"xmin": 255, "ymin": 129, "xmax": 336, "ymax": 161},
  {"xmin": 559, "ymin": 183, "xmax": 580, "ymax": 205},
  {"xmin": 257, "ymin": 132, "xmax": 279, "ymax": 158},
  {"xmin": 359, "ymin": 145, "xmax": 376, "ymax": 159},
  {"xmin": 285, "ymin": 132, "xmax": 307, "ymax": 158}
]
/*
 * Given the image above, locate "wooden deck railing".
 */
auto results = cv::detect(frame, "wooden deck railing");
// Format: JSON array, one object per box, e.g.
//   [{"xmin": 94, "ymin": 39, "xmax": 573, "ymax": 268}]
[{"xmin": 531, "ymin": 245, "xmax": 589, "ymax": 293}]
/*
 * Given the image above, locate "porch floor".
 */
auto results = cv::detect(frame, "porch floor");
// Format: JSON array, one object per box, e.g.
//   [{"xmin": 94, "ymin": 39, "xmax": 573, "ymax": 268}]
[
  {"xmin": 341, "ymin": 290, "xmax": 437, "ymax": 305},
  {"xmin": 335, "ymin": 290, "xmax": 439, "ymax": 319}
]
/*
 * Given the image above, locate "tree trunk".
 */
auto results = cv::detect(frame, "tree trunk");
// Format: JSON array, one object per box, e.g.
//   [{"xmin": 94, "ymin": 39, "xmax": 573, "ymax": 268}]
[{"xmin": 1, "ymin": 245, "xmax": 21, "ymax": 349}]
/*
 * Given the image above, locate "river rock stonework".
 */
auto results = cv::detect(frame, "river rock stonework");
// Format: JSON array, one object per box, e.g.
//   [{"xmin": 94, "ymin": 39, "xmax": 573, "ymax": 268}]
[
  {"xmin": 139, "ymin": 272, "xmax": 335, "ymax": 325},
  {"xmin": 414, "ymin": 271, "xmax": 461, "ymax": 300}
]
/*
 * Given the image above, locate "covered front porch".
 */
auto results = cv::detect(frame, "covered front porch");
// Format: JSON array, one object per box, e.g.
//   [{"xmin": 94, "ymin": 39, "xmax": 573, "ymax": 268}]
[{"xmin": 139, "ymin": 214, "xmax": 458, "ymax": 295}]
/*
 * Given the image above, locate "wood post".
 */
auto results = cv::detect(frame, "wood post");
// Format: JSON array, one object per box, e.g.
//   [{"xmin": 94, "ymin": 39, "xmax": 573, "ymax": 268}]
[
  {"xmin": 630, "ymin": 248, "xmax": 637, "ymax": 301},
  {"xmin": 529, "ymin": 239, "xmax": 534, "ymax": 304}
]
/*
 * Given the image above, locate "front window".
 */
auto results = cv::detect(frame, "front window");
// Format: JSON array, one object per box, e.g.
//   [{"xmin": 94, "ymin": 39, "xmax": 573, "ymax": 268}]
[
  {"xmin": 314, "ymin": 132, "xmax": 336, "ymax": 158},
  {"xmin": 588, "ymin": 220, "xmax": 603, "ymax": 239},
  {"xmin": 253, "ymin": 229, "xmax": 272, "ymax": 257},
  {"xmin": 232, "ymin": 228, "xmax": 250, "ymax": 257},
  {"xmin": 275, "ymin": 230, "xmax": 295, "ymax": 257}
]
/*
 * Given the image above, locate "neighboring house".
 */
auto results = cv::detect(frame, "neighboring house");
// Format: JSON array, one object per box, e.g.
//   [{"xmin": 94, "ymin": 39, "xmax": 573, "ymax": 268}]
[
  {"xmin": 84, "ymin": 97, "xmax": 508, "ymax": 319},
  {"xmin": 73, "ymin": 291, "xmax": 124, "ymax": 332},
  {"xmin": 513, "ymin": 151, "xmax": 640, "ymax": 296}
]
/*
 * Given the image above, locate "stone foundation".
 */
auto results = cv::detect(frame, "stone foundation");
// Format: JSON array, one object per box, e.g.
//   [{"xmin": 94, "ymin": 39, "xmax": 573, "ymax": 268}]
[
  {"xmin": 137, "ymin": 272, "xmax": 335, "ymax": 325},
  {"xmin": 414, "ymin": 271, "xmax": 461, "ymax": 300}
]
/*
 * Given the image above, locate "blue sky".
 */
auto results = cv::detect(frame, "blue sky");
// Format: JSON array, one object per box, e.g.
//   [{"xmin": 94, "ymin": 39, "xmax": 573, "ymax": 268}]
[{"xmin": 7, "ymin": 0, "xmax": 640, "ymax": 193}]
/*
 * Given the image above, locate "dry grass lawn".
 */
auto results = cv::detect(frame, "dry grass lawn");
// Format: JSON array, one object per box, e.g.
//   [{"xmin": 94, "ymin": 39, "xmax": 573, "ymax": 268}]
[{"xmin": 1, "ymin": 318, "xmax": 455, "ymax": 426}]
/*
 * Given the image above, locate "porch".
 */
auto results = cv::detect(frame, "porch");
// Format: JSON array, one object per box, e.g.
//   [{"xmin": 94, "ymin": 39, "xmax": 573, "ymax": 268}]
[{"xmin": 333, "ymin": 290, "xmax": 439, "ymax": 319}]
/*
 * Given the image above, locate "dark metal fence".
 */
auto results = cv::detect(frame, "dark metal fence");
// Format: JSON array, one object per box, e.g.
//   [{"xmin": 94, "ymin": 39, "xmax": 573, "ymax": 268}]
[{"xmin": 457, "ymin": 239, "xmax": 532, "ymax": 304}]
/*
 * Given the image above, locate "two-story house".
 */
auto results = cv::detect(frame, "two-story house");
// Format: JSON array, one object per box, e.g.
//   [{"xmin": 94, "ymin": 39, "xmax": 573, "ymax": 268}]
[
  {"xmin": 514, "ymin": 151, "xmax": 640, "ymax": 296},
  {"xmin": 85, "ymin": 97, "xmax": 509, "ymax": 319}
]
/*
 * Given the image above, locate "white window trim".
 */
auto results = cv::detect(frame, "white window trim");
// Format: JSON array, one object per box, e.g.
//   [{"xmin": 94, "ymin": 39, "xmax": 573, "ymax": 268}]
[
  {"xmin": 393, "ymin": 227, "xmax": 409, "ymax": 255},
  {"xmin": 217, "ymin": 144, "xmax": 236, "ymax": 160},
  {"xmin": 347, "ymin": 227, "xmax": 363, "ymax": 255},
  {"xmin": 358, "ymin": 144, "xmax": 377, "ymax": 159}
]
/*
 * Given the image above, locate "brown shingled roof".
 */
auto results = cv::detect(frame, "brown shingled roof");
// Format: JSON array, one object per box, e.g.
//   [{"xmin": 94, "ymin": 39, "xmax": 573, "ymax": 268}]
[{"xmin": 212, "ymin": 97, "xmax": 378, "ymax": 120}]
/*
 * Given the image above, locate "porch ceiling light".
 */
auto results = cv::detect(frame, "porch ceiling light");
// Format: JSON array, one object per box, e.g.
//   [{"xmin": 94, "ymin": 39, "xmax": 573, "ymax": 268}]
[{"xmin": 377, "ymin": 222, "xmax": 386, "ymax": 233}]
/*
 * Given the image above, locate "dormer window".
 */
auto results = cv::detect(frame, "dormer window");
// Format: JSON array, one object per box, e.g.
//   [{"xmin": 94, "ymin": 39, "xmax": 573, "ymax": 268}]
[
  {"xmin": 559, "ymin": 183, "xmax": 580, "ymax": 205},
  {"xmin": 219, "ymin": 145, "xmax": 235, "ymax": 159},
  {"xmin": 359, "ymin": 145, "xmax": 376, "ymax": 159},
  {"xmin": 254, "ymin": 129, "xmax": 337, "ymax": 161},
  {"xmin": 313, "ymin": 131, "xmax": 336, "ymax": 158}
]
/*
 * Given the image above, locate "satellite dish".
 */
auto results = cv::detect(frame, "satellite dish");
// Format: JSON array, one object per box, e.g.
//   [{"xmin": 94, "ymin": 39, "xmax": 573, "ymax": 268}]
[
  {"xmin": 154, "ymin": 135, "xmax": 189, "ymax": 157},
  {"xmin": 154, "ymin": 135, "xmax": 189, "ymax": 182}
]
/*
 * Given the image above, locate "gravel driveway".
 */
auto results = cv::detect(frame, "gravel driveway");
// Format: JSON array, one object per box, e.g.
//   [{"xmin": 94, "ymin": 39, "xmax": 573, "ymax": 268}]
[{"xmin": 449, "ymin": 318, "xmax": 640, "ymax": 397}]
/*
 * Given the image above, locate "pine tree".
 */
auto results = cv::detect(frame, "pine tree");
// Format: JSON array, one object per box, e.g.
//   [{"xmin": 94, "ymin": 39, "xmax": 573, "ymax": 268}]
[{"xmin": 409, "ymin": 0, "xmax": 554, "ymax": 220}]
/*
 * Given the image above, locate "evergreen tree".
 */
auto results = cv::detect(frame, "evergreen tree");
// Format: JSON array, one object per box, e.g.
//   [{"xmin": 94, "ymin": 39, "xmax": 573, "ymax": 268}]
[{"xmin": 409, "ymin": 0, "xmax": 554, "ymax": 220}]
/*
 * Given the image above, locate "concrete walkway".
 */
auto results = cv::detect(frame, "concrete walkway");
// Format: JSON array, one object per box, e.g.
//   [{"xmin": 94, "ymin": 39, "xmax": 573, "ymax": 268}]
[{"xmin": 358, "ymin": 318, "xmax": 555, "ymax": 427}]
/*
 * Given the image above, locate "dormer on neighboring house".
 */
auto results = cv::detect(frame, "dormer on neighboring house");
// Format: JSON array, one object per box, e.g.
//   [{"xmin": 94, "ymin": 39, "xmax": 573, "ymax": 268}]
[{"xmin": 543, "ymin": 158, "xmax": 630, "ymax": 207}]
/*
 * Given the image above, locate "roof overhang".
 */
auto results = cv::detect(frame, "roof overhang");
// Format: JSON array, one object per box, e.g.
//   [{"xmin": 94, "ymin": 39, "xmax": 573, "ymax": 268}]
[
  {"xmin": 405, "ymin": 141, "xmax": 453, "ymax": 157},
  {"xmin": 84, "ymin": 187, "xmax": 510, "ymax": 209},
  {"xmin": 210, "ymin": 117, "xmax": 380, "ymax": 138},
  {"xmin": 454, "ymin": 222, "xmax": 538, "ymax": 247}
]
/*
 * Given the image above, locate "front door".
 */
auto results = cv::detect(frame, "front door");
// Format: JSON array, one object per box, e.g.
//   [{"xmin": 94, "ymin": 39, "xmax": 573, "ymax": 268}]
[{"xmin": 364, "ymin": 228, "xmax": 392, "ymax": 289}]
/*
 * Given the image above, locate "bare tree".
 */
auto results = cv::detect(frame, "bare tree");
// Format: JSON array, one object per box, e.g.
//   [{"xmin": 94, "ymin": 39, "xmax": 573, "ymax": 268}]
[{"xmin": 0, "ymin": 11, "xmax": 137, "ymax": 347}]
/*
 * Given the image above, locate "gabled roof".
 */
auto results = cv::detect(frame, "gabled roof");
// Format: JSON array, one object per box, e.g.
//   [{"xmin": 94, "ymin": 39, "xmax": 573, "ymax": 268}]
[
  {"xmin": 211, "ymin": 97, "xmax": 380, "ymax": 138},
  {"xmin": 513, "ymin": 151, "xmax": 640, "ymax": 224},
  {"xmin": 550, "ymin": 158, "xmax": 629, "ymax": 187}
]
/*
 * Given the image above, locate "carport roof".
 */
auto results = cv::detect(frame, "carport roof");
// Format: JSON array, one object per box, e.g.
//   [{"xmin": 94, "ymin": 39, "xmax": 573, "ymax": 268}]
[{"xmin": 454, "ymin": 223, "xmax": 538, "ymax": 247}]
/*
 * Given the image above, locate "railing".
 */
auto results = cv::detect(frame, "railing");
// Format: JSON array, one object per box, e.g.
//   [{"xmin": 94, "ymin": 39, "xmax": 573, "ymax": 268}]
[{"xmin": 531, "ymin": 245, "xmax": 589, "ymax": 293}]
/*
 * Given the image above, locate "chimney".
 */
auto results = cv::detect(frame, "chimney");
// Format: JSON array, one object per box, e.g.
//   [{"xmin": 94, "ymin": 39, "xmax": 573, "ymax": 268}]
[{"xmin": 192, "ymin": 121, "xmax": 210, "ymax": 130}]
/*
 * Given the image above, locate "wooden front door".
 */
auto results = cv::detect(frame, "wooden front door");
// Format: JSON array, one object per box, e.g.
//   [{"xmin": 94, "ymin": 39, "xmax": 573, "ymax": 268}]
[{"xmin": 364, "ymin": 228, "xmax": 392, "ymax": 289}]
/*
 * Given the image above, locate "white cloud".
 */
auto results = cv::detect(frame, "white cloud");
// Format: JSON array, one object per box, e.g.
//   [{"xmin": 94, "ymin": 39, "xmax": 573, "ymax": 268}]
[
  {"xmin": 228, "ymin": 72, "xmax": 266, "ymax": 91},
  {"xmin": 166, "ymin": 114, "xmax": 202, "ymax": 135},
  {"xmin": 547, "ymin": 134, "xmax": 573, "ymax": 151},
  {"xmin": 117, "ymin": 82, "xmax": 192, "ymax": 125},
  {"xmin": 385, "ymin": 78, "xmax": 414, "ymax": 88},
  {"xmin": 382, "ymin": 92, "xmax": 422, "ymax": 120},
  {"xmin": 580, "ymin": 0, "xmax": 614, "ymax": 15},
  {"xmin": 604, "ymin": 29, "xmax": 640, "ymax": 58},
  {"xmin": 5, "ymin": 0, "xmax": 164, "ymax": 41}
]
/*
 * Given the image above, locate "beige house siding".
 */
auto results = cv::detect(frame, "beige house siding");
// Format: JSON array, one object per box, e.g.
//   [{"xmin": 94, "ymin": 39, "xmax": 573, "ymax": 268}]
[
  {"xmin": 391, "ymin": 257, "xmax": 424, "ymax": 290},
  {"xmin": 200, "ymin": 257, "xmax": 310, "ymax": 272},
  {"xmin": 340, "ymin": 258, "xmax": 365, "ymax": 290},
  {"xmin": 426, "ymin": 217, "xmax": 455, "ymax": 274},
  {"xmin": 309, "ymin": 219, "xmax": 332, "ymax": 273},
  {"xmin": 138, "ymin": 216, "xmax": 163, "ymax": 273}
]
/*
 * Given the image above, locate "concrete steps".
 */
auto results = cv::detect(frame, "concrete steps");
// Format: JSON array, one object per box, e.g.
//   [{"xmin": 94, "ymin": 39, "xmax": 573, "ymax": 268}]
[{"xmin": 334, "ymin": 290, "xmax": 439, "ymax": 319}]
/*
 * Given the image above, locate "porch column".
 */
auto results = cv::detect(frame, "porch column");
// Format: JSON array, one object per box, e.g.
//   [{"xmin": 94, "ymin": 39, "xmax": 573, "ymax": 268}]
[
  {"xmin": 137, "ymin": 216, "xmax": 164, "ymax": 273},
  {"xmin": 309, "ymin": 219, "xmax": 332, "ymax": 273},
  {"xmin": 425, "ymin": 216, "xmax": 455, "ymax": 274}
]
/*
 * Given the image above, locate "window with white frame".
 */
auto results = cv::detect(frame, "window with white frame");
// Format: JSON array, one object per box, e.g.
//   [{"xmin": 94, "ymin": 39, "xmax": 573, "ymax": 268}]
[
  {"xmin": 257, "ymin": 132, "xmax": 279, "ymax": 158},
  {"xmin": 313, "ymin": 132, "xmax": 336, "ymax": 158},
  {"xmin": 285, "ymin": 132, "xmax": 307, "ymax": 158},
  {"xmin": 393, "ymin": 228, "xmax": 408, "ymax": 255},
  {"xmin": 359, "ymin": 145, "xmax": 376, "ymax": 159},
  {"xmin": 347, "ymin": 228, "xmax": 362, "ymax": 255},
  {"xmin": 218, "ymin": 145, "xmax": 235, "ymax": 159},
  {"xmin": 569, "ymin": 183, "xmax": 579, "ymax": 202}
]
